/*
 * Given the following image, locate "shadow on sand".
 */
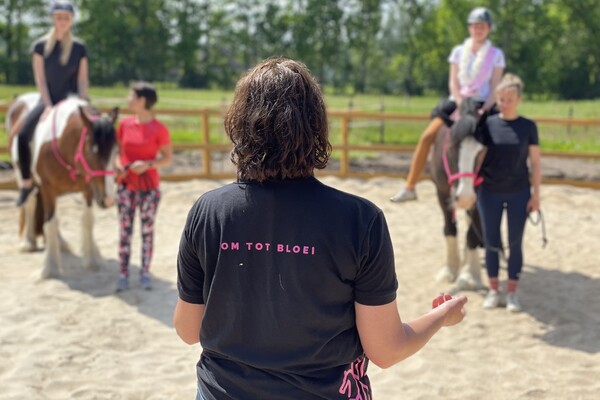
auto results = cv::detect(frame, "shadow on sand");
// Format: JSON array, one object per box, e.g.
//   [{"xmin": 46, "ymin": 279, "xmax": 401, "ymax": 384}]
[
  {"xmin": 56, "ymin": 251, "xmax": 178, "ymax": 328},
  {"xmin": 519, "ymin": 264, "xmax": 600, "ymax": 354}
]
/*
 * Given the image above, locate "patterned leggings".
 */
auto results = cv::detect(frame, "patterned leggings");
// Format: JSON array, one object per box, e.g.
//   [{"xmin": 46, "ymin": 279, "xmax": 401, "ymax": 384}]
[{"xmin": 117, "ymin": 185, "xmax": 161, "ymax": 277}]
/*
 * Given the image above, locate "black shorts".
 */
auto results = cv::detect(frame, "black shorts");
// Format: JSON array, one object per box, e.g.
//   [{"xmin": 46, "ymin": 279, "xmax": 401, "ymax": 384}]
[{"xmin": 431, "ymin": 98, "xmax": 497, "ymax": 127}]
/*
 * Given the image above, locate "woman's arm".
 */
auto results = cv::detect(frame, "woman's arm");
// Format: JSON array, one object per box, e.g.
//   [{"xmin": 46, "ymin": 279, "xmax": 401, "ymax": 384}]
[
  {"xmin": 482, "ymin": 66, "xmax": 504, "ymax": 112},
  {"xmin": 78, "ymin": 57, "xmax": 89, "ymax": 100},
  {"xmin": 129, "ymin": 143, "xmax": 173, "ymax": 174},
  {"xmin": 528, "ymin": 145, "xmax": 542, "ymax": 212},
  {"xmin": 150, "ymin": 143, "xmax": 173, "ymax": 169},
  {"xmin": 33, "ymin": 54, "xmax": 52, "ymax": 107},
  {"xmin": 355, "ymin": 296, "xmax": 468, "ymax": 369},
  {"xmin": 173, "ymin": 298, "xmax": 205, "ymax": 345},
  {"xmin": 449, "ymin": 63, "xmax": 462, "ymax": 105},
  {"xmin": 113, "ymin": 148, "xmax": 128, "ymax": 179}
]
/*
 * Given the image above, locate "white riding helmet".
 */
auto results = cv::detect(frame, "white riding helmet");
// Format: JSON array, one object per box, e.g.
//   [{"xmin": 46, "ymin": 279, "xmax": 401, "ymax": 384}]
[
  {"xmin": 49, "ymin": 0, "xmax": 75, "ymax": 16},
  {"xmin": 467, "ymin": 7, "xmax": 492, "ymax": 25}
]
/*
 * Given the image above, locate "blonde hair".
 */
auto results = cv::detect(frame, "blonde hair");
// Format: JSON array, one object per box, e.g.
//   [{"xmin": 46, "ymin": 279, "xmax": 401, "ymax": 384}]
[
  {"xmin": 43, "ymin": 27, "xmax": 73, "ymax": 66},
  {"xmin": 495, "ymin": 73, "xmax": 524, "ymax": 96}
]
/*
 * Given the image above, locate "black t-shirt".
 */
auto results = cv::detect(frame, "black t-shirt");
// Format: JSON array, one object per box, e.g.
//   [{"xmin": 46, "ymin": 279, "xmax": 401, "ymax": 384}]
[
  {"xmin": 477, "ymin": 115, "xmax": 539, "ymax": 193},
  {"xmin": 32, "ymin": 38, "xmax": 88, "ymax": 104},
  {"xmin": 177, "ymin": 177, "xmax": 398, "ymax": 400}
]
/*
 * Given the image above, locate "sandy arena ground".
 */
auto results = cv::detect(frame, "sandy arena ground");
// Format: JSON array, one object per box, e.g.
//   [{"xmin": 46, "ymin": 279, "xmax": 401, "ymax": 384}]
[{"xmin": 0, "ymin": 177, "xmax": 599, "ymax": 400}]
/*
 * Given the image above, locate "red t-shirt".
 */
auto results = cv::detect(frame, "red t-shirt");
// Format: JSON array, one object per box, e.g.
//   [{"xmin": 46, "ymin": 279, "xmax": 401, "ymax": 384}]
[{"xmin": 117, "ymin": 116, "xmax": 171, "ymax": 191}]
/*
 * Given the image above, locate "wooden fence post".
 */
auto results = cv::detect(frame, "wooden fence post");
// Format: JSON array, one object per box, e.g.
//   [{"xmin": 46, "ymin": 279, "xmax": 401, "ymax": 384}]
[
  {"xmin": 201, "ymin": 110, "xmax": 211, "ymax": 175},
  {"xmin": 340, "ymin": 115, "xmax": 350, "ymax": 177},
  {"xmin": 379, "ymin": 97, "xmax": 385, "ymax": 143}
]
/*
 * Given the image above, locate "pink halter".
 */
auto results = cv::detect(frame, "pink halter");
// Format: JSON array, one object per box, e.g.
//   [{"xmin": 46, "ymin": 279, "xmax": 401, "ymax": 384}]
[
  {"xmin": 442, "ymin": 127, "xmax": 483, "ymax": 187},
  {"xmin": 50, "ymin": 101, "xmax": 115, "ymax": 183}
]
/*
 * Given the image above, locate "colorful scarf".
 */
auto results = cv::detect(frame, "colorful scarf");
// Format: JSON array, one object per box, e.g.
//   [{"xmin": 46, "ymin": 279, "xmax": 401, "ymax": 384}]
[{"xmin": 458, "ymin": 38, "xmax": 497, "ymax": 98}]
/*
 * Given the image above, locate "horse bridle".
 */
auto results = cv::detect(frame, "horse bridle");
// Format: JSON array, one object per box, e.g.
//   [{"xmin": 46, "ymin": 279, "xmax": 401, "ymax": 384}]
[{"xmin": 50, "ymin": 101, "xmax": 115, "ymax": 183}]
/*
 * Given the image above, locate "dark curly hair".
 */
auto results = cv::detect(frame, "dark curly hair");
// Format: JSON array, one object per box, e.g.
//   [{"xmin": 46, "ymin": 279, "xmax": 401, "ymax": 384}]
[{"xmin": 225, "ymin": 57, "xmax": 331, "ymax": 182}]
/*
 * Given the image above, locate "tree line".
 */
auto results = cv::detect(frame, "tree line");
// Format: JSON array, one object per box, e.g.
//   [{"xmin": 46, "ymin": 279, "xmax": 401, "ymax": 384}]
[{"xmin": 1, "ymin": 0, "xmax": 599, "ymax": 99}]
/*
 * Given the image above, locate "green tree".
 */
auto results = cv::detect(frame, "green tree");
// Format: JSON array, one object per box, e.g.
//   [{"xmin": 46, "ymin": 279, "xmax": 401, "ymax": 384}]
[
  {"xmin": 170, "ymin": 0, "xmax": 208, "ymax": 87},
  {"xmin": 345, "ymin": 0, "xmax": 384, "ymax": 93},
  {"xmin": 376, "ymin": 0, "xmax": 438, "ymax": 95},
  {"xmin": 0, "ymin": 0, "xmax": 45, "ymax": 84},
  {"xmin": 78, "ymin": 0, "xmax": 170, "ymax": 85},
  {"xmin": 551, "ymin": 0, "xmax": 600, "ymax": 98},
  {"xmin": 287, "ymin": 0, "xmax": 344, "ymax": 88}
]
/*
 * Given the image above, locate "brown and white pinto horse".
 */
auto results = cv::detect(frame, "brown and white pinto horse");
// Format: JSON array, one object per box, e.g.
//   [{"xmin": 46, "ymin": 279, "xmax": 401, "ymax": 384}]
[
  {"xmin": 430, "ymin": 98, "xmax": 487, "ymax": 291},
  {"xmin": 8, "ymin": 94, "xmax": 119, "ymax": 278}
]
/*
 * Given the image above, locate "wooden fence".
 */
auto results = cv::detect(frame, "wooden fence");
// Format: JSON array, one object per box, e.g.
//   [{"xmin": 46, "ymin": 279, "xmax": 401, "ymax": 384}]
[{"xmin": 1, "ymin": 105, "xmax": 599, "ymax": 190}]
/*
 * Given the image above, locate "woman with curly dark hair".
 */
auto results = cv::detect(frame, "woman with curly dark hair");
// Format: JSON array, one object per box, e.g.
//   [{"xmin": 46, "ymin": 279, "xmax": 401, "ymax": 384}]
[
  {"xmin": 174, "ymin": 57, "xmax": 467, "ymax": 400},
  {"xmin": 225, "ymin": 58, "xmax": 331, "ymax": 182}
]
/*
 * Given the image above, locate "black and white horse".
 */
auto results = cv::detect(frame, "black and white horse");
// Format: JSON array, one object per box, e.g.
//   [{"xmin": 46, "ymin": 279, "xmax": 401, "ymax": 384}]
[{"xmin": 430, "ymin": 98, "xmax": 487, "ymax": 290}]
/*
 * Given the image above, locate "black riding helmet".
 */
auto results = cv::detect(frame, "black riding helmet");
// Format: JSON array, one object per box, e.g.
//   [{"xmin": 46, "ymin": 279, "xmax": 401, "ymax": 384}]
[
  {"xmin": 467, "ymin": 7, "xmax": 492, "ymax": 26},
  {"xmin": 49, "ymin": 0, "xmax": 75, "ymax": 15}
]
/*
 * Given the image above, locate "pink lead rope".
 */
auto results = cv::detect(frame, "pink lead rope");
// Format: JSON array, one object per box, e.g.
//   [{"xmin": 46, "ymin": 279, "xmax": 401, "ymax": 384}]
[{"xmin": 50, "ymin": 101, "xmax": 115, "ymax": 183}]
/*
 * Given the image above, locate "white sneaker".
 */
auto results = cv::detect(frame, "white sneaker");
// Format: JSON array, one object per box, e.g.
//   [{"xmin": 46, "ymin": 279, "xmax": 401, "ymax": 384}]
[
  {"xmin": 506, "ymin": 293, "xmax": 522, "ymax": 313},
  {"xmin": 390, "ymin": 188, "xmax": 417, "ymax": 203},
  {"xmin": 483, "ymin": 290, "xmax": 500, "ymax": 309}
]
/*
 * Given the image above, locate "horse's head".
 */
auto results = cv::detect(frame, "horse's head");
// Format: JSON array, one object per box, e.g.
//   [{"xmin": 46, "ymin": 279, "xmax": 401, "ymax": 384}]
[
  {"xmin": 79, "ymin": 106, "xmax": 119, "ymax": 208},
  {"xmin": 450, "ymin": 98, "xmax": 486, "ymax": 209}
]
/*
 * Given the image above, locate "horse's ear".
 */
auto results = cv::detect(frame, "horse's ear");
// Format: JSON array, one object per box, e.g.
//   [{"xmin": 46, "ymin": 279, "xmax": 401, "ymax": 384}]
[
  {"xmin": 79, "ymin": 106, "xmax": 93, "ymax": 128},
  {"xmin": 108, "ymin": 107, "xmax": 120, "ymax": 125}
]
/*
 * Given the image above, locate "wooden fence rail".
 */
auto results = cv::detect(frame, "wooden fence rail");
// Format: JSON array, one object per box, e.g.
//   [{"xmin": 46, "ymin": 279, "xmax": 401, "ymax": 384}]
[{"xmin": 1, "ymin": 105, "xmax": 599, "ymax": 190}]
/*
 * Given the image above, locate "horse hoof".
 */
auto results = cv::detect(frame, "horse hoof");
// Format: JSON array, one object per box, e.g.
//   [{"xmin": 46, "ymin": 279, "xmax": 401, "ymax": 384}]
[
  {"xmin": 83, "ymin": 258, "xmax": 103, "ymax": 271},
  {"xmin": 40, "ymin": 267, "xmax": 60, "ymax": 280},
  {"xmin": 456, "ymin": 274, "xmax": 486, "ymax": 291},
  {"xmin": 436, "ymin": 267, "xmax": 457, "ymax": 283},
  {"xmin": 18, "ymin": 241, "xmax": 37, "ymax": 253}
]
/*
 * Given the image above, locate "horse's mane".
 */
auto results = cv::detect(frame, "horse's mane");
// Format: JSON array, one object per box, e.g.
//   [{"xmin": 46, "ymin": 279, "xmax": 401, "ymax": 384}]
[
  {"xmin": 89, "ymin": 114, "xmax": 117, "ymax": 163},
  {"xmin": 451, "ymin": 116, "xmax": 477, "ymax": 144},
  {"xmin": 450, "ymin": 98, "xmax": 485, "ymax": 144}
]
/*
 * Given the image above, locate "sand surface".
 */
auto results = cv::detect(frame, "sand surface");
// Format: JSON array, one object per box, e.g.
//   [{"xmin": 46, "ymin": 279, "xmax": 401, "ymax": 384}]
[{"xmin": 0, "ymin": 177, "xmax": 599, "ymax": 400}]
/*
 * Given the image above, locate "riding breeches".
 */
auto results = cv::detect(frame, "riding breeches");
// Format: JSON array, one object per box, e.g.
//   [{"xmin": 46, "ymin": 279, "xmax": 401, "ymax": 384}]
[
  {"xmin": 405, "ymin": 117, "xmax": 445, "ymax": 188},
  {"xmin": 117, "ymin": 185, "xmax": 161, "ymax": 277},
  {"xmin": 17, "ymin": 101, "xmax": 46, "ymax": 180},
  {"xmin": 476, "ymin": 187, "xmax": 531, "ymax": 280}
]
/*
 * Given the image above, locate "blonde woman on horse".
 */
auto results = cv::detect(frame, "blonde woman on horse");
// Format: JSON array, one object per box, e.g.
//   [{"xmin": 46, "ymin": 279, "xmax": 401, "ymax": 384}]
[
  {"xmin": 16, "ymin": 0, "xmax": 89, "ymax": 206},
  {"xmin": 391, "ymin": 7, "xmax": 505, "ymax": 203}
]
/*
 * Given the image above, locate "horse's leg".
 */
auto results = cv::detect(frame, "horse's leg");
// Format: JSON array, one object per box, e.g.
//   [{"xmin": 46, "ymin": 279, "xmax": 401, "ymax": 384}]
[
  {"xmin": 18, "ymin": 189, "xmax": 38, "ymax": 252},
  {"xmin": 81, "ymin": 193, "xmax": 102, "ymax": 270},
  {"xmin": 54, "ymin": 196, "xmax": 72, "ymax": 254},
  {"xmin": 436, "ymin": 195, "xmax": 460, "ymax": 283},
  {"xmin": 457, "ymin": 207, "xmax": 486, "ymax": 290},
  {"xmin": 456, "ymin": 208, "xmax": 485, "ymax": 290},
  {"xmin": 13, "ymin": 157, "xmax": 37, "ymax": 252},
  {"xmin": 40, "ymin": 190, "xmax": 61, "ymax": 279}
]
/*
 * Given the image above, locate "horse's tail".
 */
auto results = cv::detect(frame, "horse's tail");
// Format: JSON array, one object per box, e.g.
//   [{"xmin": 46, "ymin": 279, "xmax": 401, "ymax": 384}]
[
  {"xmin": 5, "ymin": 97, "xmax": 20, "ymax": 139},
  {"xmin": 18, "ymin": 206, "xmax": 24, "ymax": 237},
  {"xmin": 6, "ymin": 93, "xmax": 39, "ymax": 149}
]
